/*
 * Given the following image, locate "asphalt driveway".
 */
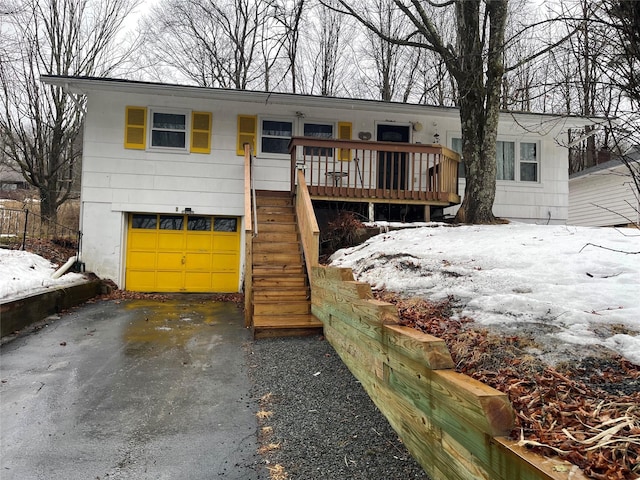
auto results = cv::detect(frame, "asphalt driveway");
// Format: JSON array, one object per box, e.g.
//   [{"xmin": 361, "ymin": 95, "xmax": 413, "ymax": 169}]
[{"xmin": 0, "ymin": 297, "xmax": 265, "ymax": 480}]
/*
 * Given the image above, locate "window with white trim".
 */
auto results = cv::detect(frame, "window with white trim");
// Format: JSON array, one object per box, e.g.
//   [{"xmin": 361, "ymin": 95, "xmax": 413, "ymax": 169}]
[
  {"xmin": 261, "ymin": 119, "xmax": 293, "ymax": 154},
  {"xmin": 451, "ymin": 137, "xmax": 539, "ymax": 183},
  {"xmin": 150, "ymin": 111, "xmax": 187, "ymax": 149},
  {"xmin": 519, "ymin": 142, "xmax": 538, "ymax": 182},
  {"xmin": 303, "ymin": 122, "xmax": 334, "ymax": 157}
]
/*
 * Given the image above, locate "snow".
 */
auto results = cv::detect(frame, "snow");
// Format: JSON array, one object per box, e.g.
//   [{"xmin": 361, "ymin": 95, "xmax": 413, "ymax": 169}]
[
  {"xmin": 2, "ymin": 223, "xmax": 638, "ymax": 365},
  {"xmin": 0, "ymin": 249, "xmax": 87, "ymax": 301},
  {"xmin": 330, "ymin": 223, "xmax": 640, "ymax": 365}
]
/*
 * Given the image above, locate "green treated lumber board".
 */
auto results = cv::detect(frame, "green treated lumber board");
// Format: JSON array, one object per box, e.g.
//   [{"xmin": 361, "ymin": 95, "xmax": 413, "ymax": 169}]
[
  {"xmin": 312, "ymin": 266, "xmax": 354, "ymax": 282},
  {"xmin": 328, "ymin": 315, "xmax": 513, "ymax": 442},
  {"xmin": 313, "ymin": 287, "xmax": 398, "ymax": 325},
  {"xmin": 311, "ymin": 301, "xmax": 393, "ymax": 342},
  {"xmin": 325, "ymin": 323, "xmax": 491, "ymax": 480},
  {"xmin": 311, "ymin": 277, "xmax": 374, "ymax": 301},
  {"xmin": 383, "ymin": 324, "xmax": 454, "ymax": 370},
  {"xmin": 325, "ymin": 322, "xmax": 584, "ymax": 480}
]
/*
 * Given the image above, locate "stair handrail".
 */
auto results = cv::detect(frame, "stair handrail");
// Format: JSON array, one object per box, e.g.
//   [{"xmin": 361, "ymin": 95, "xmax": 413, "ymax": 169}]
[
  {"xmin": 244, "ymin": 143, "xmax": 254, "ymax": 327},
  {"xmin": 295, "ymin": 168, "xmax": 320, "ymax": 280}
]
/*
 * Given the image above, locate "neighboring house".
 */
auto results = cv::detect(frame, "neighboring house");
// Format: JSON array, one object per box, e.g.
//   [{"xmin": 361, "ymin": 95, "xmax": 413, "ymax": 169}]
[
  {"xmin": 569, "ymin": 152, "xmax": 640, "ymax": 227},
  {"xmin": 0, "ymin": 165, "xmax": 30, "ymax": 192},
  {"xmin": 41, "ymin": 75, "xmax": 596, "ymax": 297}
]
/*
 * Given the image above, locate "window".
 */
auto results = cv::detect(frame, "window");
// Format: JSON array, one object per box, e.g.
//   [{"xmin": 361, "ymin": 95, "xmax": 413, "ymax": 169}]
[
  {"xmin": 451, "ymin": 137, "xmax": 465, "ymax": 178},
  {"xmin": 125, "ymin": 107, "xmax": 212, "ymax": 153},
  {"xmin": 520, "ymin": 142, "xmax": 538, "ymax": 182},
  {"xmin": 132, "ymin": 214, "xmax": 157, "ymax": 229},
  {"xmin": 214, "ymin": 217, "xmax": 238, "ymax": 232},
  {"xmin": 496, "ymin": 141, "xmax": 515, "ymax": 181},
  {"xmin": 151, "ymin": 111, "xmax": 187, "ymax": 149},
  {"xmin": 261, "ymin": 119, "xmax": 293, "ymax": 154},
  {"xmin": 159, "ymin": 215, "xmax": 184, "ymax": 230},
  {"xmin": 188, "ymin": 216, "xmax": 211, "ymax": 231},
  {"xmin": 451, "ymin": 137, "xmax": 539, "ymax": 183},
  {"xmin": 303, "ymin": 122, "xmax": 333, "ymax": 157}
]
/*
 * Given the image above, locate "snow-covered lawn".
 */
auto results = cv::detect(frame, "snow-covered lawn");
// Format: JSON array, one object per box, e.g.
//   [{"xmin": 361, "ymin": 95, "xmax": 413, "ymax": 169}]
[
  {"xmin": 0, "ymin": 249, "xmax": 86, "ymax": 301},
  {"xmin": 330, "ymin": 223, "xmax": 640, "ymax": 365}
]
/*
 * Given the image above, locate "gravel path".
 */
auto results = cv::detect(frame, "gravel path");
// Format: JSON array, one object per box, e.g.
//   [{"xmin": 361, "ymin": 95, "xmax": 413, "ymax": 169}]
[{"xmin": 246, "ymin": 335, "xmax": 429, "ymax": 480}]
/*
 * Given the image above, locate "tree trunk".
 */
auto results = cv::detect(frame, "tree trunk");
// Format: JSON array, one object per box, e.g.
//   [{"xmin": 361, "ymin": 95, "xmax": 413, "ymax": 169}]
[
  {"xmin": 454, "ymin": 0, "xmax": 506, "ymax": 224},
  {"xmin": 39, "ymin": 185, "xmax": 58, "ymax": 226}
]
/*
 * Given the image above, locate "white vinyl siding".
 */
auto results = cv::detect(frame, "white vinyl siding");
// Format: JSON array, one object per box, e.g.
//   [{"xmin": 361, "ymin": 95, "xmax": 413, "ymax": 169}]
[{"xmin": 569, "ymin": 165, "xmax": 639, "ymax": 226}]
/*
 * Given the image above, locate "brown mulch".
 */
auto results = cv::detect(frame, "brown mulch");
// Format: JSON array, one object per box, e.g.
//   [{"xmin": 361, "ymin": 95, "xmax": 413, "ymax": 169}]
[
  {"xmin": 20, "ymin": 237, "xmax": 78, "ymax": 265},
  {"xmin": 374, "ymin": 291, "xmax": 640, "ymax": 480}
]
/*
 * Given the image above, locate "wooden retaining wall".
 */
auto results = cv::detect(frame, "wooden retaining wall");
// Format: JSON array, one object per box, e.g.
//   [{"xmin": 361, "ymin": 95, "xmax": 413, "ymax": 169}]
[{"xmin": 311, "ymin": 266, "xmax": 587, "ymax": 480}]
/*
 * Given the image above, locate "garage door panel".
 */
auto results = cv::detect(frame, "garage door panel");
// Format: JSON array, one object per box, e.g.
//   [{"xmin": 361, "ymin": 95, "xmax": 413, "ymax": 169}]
[
  {"xmin": 213, "ymin": 235, "xmax": 239, "ymax": 251},
  {"xmin": 186, "ymin": 235, "xmax": 212, "ymax": 251},
  {"xmin": 211, "ymin": 272, "xmax": 238, "ymax": 292},
  {"xmin": 158, "ymin": 233, "xmax": 185, "ymax": 250},
  {"xmin": 126, "ymin": 271, "xmax": 156, "ymax": 291},
  {"xmin": 185, "ymin": 272, "xmax": 211, "ymax": 291},
  {"xmin": 129, "ymin": 232, "xmax": 157, "ymax": 249},
  {"xmin": 128, "ymin": 251, "xmax": 156, "ymax": 269},
  {"xmin": 157, "ymin": 252, "xmax": 184, "ymax": 269},
  {"xmin": 186, "ymin": 253, "xmax": 211, "ymax": 270},
  {"xmin": 156, "ymin": 271, "xmax": 183, "ymax": 291},
  {"xmin": 127, "ymin": 214, "xmax": 240, "ymax": 292}
]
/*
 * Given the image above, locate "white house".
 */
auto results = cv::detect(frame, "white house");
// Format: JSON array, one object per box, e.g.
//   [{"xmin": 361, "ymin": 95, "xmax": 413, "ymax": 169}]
[
  {"xmin": 569, "ymin": 154, "xmax": 640, "ymax": 227},
  {"xmin": 42, "ymin": 75, "xmax": 596, "ymax": 295}
]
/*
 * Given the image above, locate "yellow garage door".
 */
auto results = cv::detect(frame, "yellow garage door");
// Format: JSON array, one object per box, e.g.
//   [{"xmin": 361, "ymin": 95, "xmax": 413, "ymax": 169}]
[{"xmin": 126, "ymin": 213, "xmax": 240, "ymax": 292}]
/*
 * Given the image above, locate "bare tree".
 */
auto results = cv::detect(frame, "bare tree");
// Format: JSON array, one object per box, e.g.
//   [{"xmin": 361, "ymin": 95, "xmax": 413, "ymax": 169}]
[
  {"xmin": 600, "ymin": 0, "xmax": 640, "ymax": 201},
  {"xmin": 300, "ymin": 0, "xmax": 355, "ymax": 97},
  {"xmin": 334, "ymin": 0, "xmax": 511, "ymax": 223},
  {"xmin": 333, "ymin": 0, "xmax": 580, "ymax": 223},
  {"xmin": 273, "ymin": 0, "xmax": 306, "ymax": 93},
  {"xmin": 142, "ymin": 0, "xmax": 271, "ymax": 89},
  {"xmin": 0, "ymin": 0, "xmax": 136, "ymax": 224},
  {"xmin": 355, "ymin": 0, "xmax": 423, "ymax": 102}
]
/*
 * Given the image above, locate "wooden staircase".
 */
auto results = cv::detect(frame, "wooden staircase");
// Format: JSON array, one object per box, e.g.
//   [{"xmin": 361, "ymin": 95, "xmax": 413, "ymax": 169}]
[{"xmin": 251, "ymin": 192, "xmax": 323, "ymax": 338}]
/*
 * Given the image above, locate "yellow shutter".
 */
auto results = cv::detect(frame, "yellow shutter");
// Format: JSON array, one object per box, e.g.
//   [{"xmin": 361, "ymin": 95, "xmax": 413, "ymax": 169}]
[
  {"xmin": 125, "ymin": 106, "xmax": 147, "ymax": 149},
  {"xmin": 237, "ymin": 115, "xmax": 257, "ymax": 155},
  {"xmin": 191, "ymin": 111, "xmax": 212, "ymax": 154},
  {"xmin": 338, "ymin": 121, "xmax": 352, "ymax": 161}
]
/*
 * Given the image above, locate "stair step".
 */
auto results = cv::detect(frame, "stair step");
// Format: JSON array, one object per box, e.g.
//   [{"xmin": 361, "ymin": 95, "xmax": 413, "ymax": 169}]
[
  {"xmin": 253, "ymin": 252, "xmax": 302, "ymax": 265},
  {"xmin": 253, "ymin": 232, "xmax": 299, "ymax": 243},
  {"xmin": 253, "ymin": 242, "xmax": 300, "ymax": 253},
  {"xmin": 253, "ymin": 265, "xmax": 305, "ymax": 275},
  {"xmin": 257, "ymin": 214, "xmax": 296, "ymax": 224},
  {"xmin": 253, "ymin": 291, "xmax": 309, "ymax": 302},
  {"xmin": 256, "ymin": 205, "xmax": 294, "ymax": 215},
  {"xmin": 256, "ymin": 223, "xmax": 298, "ymax": 233},
  {"xmin": 253, "ymin": 314, "xmax": 323, "ymax": 328},
  {"xmin": 254, "ymin": 301, "xmax": 310, "ymax": 315},
  {"xmin": 255, "ymin": 196, "xmax": 293, "ymax": 207},
  {"xmin": 253, "ymin": 277, "xmax": 306, "ymax": 288}
]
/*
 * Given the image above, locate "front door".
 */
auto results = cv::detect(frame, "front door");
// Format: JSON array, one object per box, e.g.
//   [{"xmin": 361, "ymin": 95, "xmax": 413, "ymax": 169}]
[{"xmin": 376, "ymin": 124, "xmax": 410, "ymax": 190}]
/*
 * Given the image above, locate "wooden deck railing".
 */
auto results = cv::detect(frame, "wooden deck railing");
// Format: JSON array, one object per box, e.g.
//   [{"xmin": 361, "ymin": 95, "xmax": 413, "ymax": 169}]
[
  {"xmin": 290, "ymin": 137, "xmax": 461, "ymax": 205},
  {"xmin": 243, "ymin": 143, "xmax": 254, "ymax": 328},
  {"xmin": 294, "ymin": 169, "xmax": 320, "ymax": 280}
]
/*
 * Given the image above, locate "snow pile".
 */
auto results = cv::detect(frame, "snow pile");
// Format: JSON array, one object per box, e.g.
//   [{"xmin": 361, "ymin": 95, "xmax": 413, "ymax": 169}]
[
  {"xmin": 0, "ymin": 249, "xmax": 86, "ymax": 301},
  {"xmin": 330, "ymin": 223, "xmax": 640, "ymax": 364}
]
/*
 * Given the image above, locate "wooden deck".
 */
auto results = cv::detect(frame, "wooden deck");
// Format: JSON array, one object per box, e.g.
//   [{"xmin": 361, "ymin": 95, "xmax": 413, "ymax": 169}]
[{"xmin": 289, "ymin": 137, "xmax": 461, "ymax": 206}]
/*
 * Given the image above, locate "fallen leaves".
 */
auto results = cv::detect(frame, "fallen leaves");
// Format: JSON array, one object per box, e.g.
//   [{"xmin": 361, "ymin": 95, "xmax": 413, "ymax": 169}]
[{"xmin": 375, "ymin": 291, "xmax": 640, "ymax": 480}]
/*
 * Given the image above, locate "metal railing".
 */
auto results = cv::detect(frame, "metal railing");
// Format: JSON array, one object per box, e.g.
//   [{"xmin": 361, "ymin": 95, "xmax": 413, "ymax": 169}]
[{"xmin": 0, "ymin": 207, "xmax": 81, "ymax": 258}]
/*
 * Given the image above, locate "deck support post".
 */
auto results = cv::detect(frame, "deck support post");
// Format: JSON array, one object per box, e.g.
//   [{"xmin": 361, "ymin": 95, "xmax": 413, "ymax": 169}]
[
  {"xmin": 424, "ymin": 205, "xmax": 431, "ymax": 223},
  {"xmin": 368, "ymin": 202, "xmax": 375, "ymax": 222}
]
